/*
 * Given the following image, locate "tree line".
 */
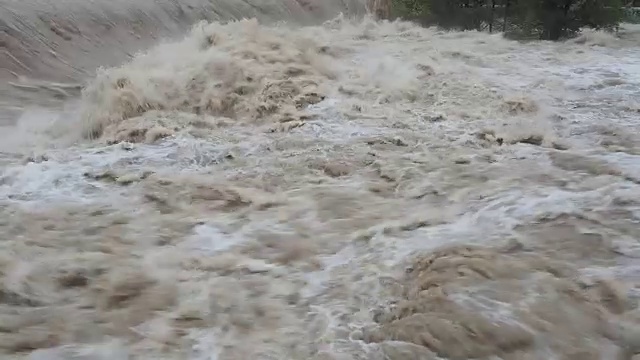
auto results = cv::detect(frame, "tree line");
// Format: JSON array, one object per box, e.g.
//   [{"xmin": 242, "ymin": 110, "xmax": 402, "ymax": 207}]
[{"xmin": 390, "ymin": 0, "xmax": 633, "ymax": 40}]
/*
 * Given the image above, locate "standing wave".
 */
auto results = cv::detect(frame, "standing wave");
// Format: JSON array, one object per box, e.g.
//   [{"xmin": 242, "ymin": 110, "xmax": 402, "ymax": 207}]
[{"xmin": 0, "ymin": 0, "xmax": 366, "ymax": 122}]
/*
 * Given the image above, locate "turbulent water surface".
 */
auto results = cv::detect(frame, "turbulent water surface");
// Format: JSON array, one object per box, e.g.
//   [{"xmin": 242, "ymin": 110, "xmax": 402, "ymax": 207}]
[{"xmin": 2, "ymin": 1, "xmax": 640, "ymax": 359}]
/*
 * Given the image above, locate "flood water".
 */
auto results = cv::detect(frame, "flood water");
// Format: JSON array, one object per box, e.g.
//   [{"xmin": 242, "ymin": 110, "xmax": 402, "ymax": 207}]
[{"xmin": 2, "ymin": 1, "xmax": 640, "ymax": 359}]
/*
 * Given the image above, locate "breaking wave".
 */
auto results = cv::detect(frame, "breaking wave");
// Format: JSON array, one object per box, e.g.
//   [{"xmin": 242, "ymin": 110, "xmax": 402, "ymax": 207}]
[{"xmin": 0, "ymin": 0, "xmax": 366, "ymax": 123}]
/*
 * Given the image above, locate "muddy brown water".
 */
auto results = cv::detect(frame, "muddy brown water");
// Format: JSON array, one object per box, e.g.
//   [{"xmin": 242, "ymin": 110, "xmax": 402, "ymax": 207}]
[{"xmin": 2, "ymin": 1, "xmax": 640, "ymax": 359}]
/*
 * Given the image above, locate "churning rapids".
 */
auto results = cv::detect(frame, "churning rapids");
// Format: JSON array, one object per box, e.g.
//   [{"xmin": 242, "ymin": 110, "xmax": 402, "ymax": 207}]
[{"xmin": 2, "ymin": 0, "xmax": 640, "ymax": 359}]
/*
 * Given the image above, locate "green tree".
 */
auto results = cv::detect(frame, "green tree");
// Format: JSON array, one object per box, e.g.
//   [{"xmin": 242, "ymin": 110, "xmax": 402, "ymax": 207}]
[
  {"xmin": 428, "ymin": 0, "xmax": 492, "ymax": 30},
  {"xmin": 394, "ymin": 0, "xmax": 492, "ymax": 29},
  {"xmin": 577, "ymin": 0, "xmax": 624, "ymax": 30},
  {"xmin": 391, "ymin": 0, "xmax": 431, "ymax": 24},
  {"xmin": 391, "ymin": 0, "xmax": 624, "ymax": 40},
  {"xmin": 509, "ymin": 0, "xmax": 623, "ymax": 40}
]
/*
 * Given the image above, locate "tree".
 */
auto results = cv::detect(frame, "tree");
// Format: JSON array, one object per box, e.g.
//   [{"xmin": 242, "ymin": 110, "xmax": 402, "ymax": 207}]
[
  {"xmin": 577, "ymin": 0, "xmax": 624, "ymax": 31},
  {"xmin": 508, "ymin": 0, "xmax": 623, "ymax": 39},
  {"xmin": 428, "ymin": 0, "xmax": 492, "ymax": 30},
  {"xmin": 391, "ymin": 0, "xmax": 431, "ymax": 24},
  {"xmin": 390, "ymin": 0, "xmax": 624, "ymax": 40}
]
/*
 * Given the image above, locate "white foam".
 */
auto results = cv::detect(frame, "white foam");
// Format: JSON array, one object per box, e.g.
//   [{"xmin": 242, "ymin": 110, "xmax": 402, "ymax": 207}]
[{"xmin": 184, "ymin": 224, "xmax": 246, "ymax": 255}]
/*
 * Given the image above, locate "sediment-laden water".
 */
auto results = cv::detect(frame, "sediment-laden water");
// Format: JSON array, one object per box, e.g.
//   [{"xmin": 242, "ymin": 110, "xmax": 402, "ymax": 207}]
[{"xmin": 2, "ymin": 1, "xmax": 640, "ymax": 359}]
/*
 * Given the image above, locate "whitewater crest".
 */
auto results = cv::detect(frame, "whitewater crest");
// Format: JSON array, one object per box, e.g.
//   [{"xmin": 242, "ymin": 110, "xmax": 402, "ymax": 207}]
[
  {"xmin": 0, "ymin": 0, "xmax": 367, "ymax": 124},
  {"xmin": 77, "ymin": 15, "xmax": 427, "ymax": 145},
  {"xmin": 80, "ymin": 18, "xmax": 335, "ymax": 141}
]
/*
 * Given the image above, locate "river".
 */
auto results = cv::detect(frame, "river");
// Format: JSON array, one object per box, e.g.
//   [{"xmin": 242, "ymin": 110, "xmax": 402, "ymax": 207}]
[{"xmin": 1, "ymin": 1, "xmax": 640, "ymax": 359}]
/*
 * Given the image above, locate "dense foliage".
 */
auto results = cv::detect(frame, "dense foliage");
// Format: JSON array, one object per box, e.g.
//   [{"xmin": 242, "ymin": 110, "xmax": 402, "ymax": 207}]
[
  {"xmin": 391, "ymin": 0, "xmax": 626, "ymax": 40},
  {"xmin": 623, "ymin": 6, "xmax": 640, "ymax": 23}
]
